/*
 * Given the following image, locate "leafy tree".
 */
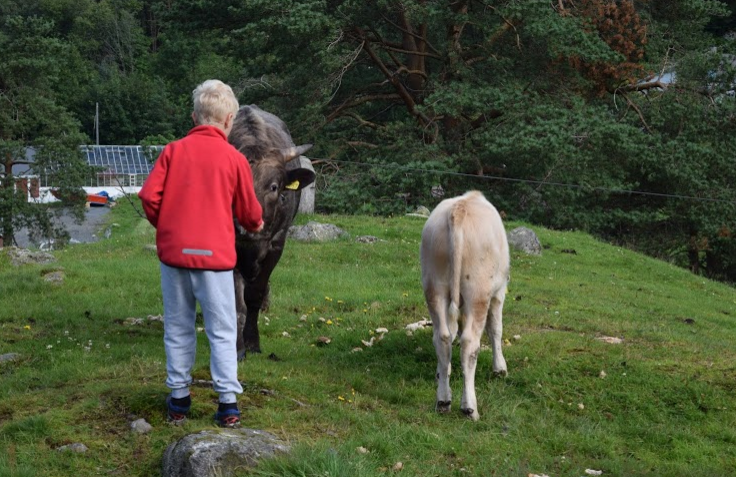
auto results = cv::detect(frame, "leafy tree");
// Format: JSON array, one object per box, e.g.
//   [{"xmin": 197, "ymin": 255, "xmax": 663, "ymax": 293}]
[
  {"xmin": 222, "ymin": 0, "xmax": 736, "ymax": 280},
  {"xmin": 0, "ymin": 14, "xmax": 92, "ymax": 246},
  {"xmin": 3, "ymin": 0, "xmax": 733, "ymax": 281},
  {"xmin": 72, "ymin": 0, "xmax": 183, "ymax": 144}
]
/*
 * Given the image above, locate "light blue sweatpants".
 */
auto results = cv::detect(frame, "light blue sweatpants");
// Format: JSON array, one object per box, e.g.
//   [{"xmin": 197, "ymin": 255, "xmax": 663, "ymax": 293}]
[{"xmin": 160, "ymin": 262, "xmax": 242, "ymax": 404}]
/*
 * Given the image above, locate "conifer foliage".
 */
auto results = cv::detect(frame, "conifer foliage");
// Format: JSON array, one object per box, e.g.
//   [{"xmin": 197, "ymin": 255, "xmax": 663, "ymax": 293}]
[{"xmin": 1, "ymin": 0, "xmax": 735, "ymax": 280}]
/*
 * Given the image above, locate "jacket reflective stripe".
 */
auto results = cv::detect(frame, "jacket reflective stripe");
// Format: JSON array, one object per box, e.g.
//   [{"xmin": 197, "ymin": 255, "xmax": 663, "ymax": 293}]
[{"xmin": 182, "ymin": 249, "xmax": 213, "ymax": 256}]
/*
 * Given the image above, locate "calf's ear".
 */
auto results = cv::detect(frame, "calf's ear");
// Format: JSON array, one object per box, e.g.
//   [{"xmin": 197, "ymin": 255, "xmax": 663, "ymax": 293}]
[{"xmin": 285, "ymin": 167, "xmax": 316, "ymax": 191}]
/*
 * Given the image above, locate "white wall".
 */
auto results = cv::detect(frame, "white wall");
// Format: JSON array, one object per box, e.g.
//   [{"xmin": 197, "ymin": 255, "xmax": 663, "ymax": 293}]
[{"xmin": 35, "ymin": 187, "xmax": 142, "ymax": 204}]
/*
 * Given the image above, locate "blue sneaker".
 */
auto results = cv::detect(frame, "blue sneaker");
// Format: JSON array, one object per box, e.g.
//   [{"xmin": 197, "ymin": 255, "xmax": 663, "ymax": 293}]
[
  {"xmin": 214, "ymin": 405, "xmax": 241, "ymax": 429},
  {"xmin": 166, "ymin": 395, "xmax": 190, "ymax": 425}
]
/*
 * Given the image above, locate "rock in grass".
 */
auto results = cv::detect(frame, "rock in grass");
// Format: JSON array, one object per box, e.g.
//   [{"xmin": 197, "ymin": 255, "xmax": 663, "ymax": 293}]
[
  {"xmin": 42, "ymin": 270, "xmax": 65, "ymax": 284},
  {"xmin": 0, "ymin": 353, "xmax": 20, "ymax": 364},
  {"xmin": 131, "ymin": 418, "xmax": 153, "ymax": 434},
  {"xmin": 355, "ymin": 235, "xmax": 383, "ymax": 244},
  {"xmin": 287, "ymin": 222, "xmax": 348, "ymax": 242},
  {"xmin": 506, "ymin": 227, "xmax": 542, "ymax": 255},
  {"xmin": 7, "ymin": 247, "xmax": 56, "ymax": 266},
  {"xmin": 596, "ymin": 336, "xmax": 623, "ymax": 344},
  {"xmin": 316, "ymin": 336, "xmax": 331, "ymax": 346},
  {"xmin": 162, "ymin": 429, "xmax": 290, "ymax": 477},
  {"xmin": 57, "ymin": 443, "xmax": 88, "ymax": 453},
  {"xmin": 406, "ymin": 205, "xmax": 430, "ymax": 218}
]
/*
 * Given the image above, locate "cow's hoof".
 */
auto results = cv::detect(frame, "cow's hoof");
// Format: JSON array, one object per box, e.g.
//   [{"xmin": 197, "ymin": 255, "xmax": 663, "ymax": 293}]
[
  {"xmin": 461, "ymin": 408, "xmax": 480, "ymax": 421},
  {"xmin": 237, "ymin": 350, "xmax": 247, "ymax": 361},
  {"xmin": 436, "ymin": 400, "xmax": 452, "ymax": 413},
  {"xmin": 492, "ymin": 369, "xmax": 508, "ymax": 378}
]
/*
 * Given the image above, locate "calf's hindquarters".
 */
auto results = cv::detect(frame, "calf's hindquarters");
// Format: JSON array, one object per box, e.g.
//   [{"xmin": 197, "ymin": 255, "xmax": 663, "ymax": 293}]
[{"xmin": 420, "ymin": 191, "xmax": 509, "ymax": 421}]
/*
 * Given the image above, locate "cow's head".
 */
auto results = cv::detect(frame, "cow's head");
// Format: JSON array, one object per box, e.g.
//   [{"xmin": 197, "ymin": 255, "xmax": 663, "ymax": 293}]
[
  {"xmin": 249, "ymin": 144, "xmax": 315, "ymax": 237},
  {"xmin": 230, "ymin": 105, "xmax": 316, "ymax": 240}
]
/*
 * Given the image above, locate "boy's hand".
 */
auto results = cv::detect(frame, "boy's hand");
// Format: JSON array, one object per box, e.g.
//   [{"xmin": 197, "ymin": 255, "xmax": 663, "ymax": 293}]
[{"xmin": 234, "ymin": 219, "xmax": 263, "ymax": 234}]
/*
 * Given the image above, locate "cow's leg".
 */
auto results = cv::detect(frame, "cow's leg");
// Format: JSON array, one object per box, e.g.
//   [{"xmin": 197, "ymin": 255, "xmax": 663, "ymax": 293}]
[
  {"xmin": 485, "ymin": 289, "xmax": 507, "ymax": 377},
  {"xmin": 233, "ymin": 268, "xmax": 268, "ymax": 356},
  {"xmin": 459, "ymin": 297, "xmax": 490, "ymax": 421},
  {"xmin": 234, "ymin": 270, "xmax": 249, "ymax": 361},
  {"xmin": 241, "ymin": 249, "xmax": 282, "ymax": 355},
  {"xmin": 242, "ymin": 287, "xmax": 266, "ymax": 354},
  {"xmin": 428, "ymin": 291, "xmax": 453, "ymax": 413}
]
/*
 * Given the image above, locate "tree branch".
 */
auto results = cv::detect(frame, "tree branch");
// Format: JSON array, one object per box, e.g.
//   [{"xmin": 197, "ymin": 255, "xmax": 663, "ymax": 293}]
[
  {"xmin": 615, "ymin": 80, "xmax": 668, "ymax": 93},
  {"xmin": 622, "ymin": 92, "xmax": 652, "ymax": 134},
  {"xmin": 325, "ymin": 92, "xmax": 402, "ymax": 123},
  {"xmin": 378, "ymin": 45, "xmax": 442, "ymax": 59},
  {"xmin": 343, "ymin": 112, "xmax": 381, "ymax": 129},
  {"xmin": 328, "ymin": 41, "xmax": 365, "ymax": 102},
  {"xmin": 380, "ymin": 12, "xmax": 441, "ymax": 56},
  {"xmin": 347, "ymin": 140, "xmax": 379, "ymax": 149},
  {"xmin": 354, "ymin": 28, "xmax": 435, "ymax": 129}
]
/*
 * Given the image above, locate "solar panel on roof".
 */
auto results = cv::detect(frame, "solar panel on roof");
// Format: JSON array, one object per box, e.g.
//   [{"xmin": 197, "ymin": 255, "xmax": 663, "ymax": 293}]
[{"xmin": 78, "ymin": 145, "xmax": 159, "ymax": 176}]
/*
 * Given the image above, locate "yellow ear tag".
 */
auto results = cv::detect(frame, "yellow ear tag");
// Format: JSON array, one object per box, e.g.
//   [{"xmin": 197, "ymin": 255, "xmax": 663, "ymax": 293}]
[{"xmin": 285, "ymin": 180, "xmax": 300, "ymax": 190}]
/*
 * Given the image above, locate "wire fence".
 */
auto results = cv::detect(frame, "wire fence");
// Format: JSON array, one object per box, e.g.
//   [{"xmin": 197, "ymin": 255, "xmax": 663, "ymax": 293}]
[
  {"xmin": 17, "ymin": 154, "xmax": 736, "ymax": 206},
  {"xmin": 315, "ymin": 158, "xmax": 736, "ymax": 205}
]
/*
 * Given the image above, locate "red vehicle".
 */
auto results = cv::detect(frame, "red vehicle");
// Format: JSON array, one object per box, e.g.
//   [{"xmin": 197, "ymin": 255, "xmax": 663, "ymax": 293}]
[{"xmin": 86, "ymin": 193, "xmax": 108, "ymax": 206}]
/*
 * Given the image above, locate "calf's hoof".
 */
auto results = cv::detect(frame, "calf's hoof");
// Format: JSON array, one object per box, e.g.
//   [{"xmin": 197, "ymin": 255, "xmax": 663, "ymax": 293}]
[
  {"xmin": 237, "ymin": 349, "xmax": 247, "ymax": 361},
  {"xmin": 492, "ymin": 369, "xmax": 508, "ymax": 378},
  {"xmin": 461, "ymin": 408, "xmax": 480, "ymax": 421},
  {"xmin": 436, "ymin": 400, "xmax": 452, "ymax": 413}
]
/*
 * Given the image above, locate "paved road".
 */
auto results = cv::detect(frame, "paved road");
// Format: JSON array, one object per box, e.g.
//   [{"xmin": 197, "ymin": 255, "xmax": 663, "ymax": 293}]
[{"xmin": 13, "ymin": 206, "xmax": 112, "ymax": 249}]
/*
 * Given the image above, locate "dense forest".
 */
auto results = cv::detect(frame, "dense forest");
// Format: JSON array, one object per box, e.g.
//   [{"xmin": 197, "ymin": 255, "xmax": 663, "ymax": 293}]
[{"xmin": 1, "ymin": 0, "xmax": 736, "ymax": 282}]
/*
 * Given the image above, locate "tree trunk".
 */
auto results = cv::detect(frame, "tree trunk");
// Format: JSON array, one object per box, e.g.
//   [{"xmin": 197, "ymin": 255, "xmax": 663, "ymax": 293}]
[
  {"xmin": 687, "ymin": 234, "xmax": 701, "ymax": 275},
  {"xmin": 1, "ymin": 153, "xmax": 15, "ymax": 246}
]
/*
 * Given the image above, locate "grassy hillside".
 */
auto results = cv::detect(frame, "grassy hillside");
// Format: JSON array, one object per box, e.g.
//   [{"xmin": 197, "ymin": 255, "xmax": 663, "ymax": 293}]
[{"xmin": 1, "ymin": 200, "xmax": 735, "ymax": 477}]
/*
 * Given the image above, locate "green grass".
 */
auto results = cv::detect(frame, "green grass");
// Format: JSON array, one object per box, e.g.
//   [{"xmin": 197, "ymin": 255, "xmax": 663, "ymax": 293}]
[{"xmin": 1, "ymin": 201, "xmax": 736, "ymax": 476}]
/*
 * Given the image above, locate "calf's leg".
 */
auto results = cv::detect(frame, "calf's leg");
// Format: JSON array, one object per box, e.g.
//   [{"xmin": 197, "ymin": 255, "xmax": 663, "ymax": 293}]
[
  {"xmin": 485, "ymin": 291, "xmax": 507, "ymax": 377},
  {"xmin": 459, "ymin": 298, "xmax": 489, "ymax": 421},
  {"xmin": 428, "ymin": 293, "xmax": 453, "ymax": 413}
]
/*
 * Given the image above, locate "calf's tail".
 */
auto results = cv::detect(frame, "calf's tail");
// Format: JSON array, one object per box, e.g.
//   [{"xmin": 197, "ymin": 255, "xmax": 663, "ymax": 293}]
[{"xmin": 448, "ymin": 200, "xmax": 467, "ymax": 322}]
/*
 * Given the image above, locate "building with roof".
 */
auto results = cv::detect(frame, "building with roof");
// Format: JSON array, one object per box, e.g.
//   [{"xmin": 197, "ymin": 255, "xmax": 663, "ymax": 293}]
[{"xmin": 11, "ymin": 145, "xmax": 162, "ymax": 203}]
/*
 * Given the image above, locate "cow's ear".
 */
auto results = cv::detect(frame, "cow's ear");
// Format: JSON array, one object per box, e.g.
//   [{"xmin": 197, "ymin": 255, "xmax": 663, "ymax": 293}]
[{"xmin": 285, "ymin": 168, "xmax": 316, "ymax": 191}]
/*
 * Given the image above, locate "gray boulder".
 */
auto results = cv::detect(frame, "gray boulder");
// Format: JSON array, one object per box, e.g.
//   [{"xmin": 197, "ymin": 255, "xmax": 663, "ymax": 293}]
[
  {"xmin": 130, "ymin": 418, "xmax": 153, "ymax": 434},
  {"xmin": 57, "ymin": 443, "xmax": 88, "ymax": 453},
  {"xmin": 162, "ymin": 428, "xmax": 290, "ymax": 477},
  {"xmin": 355, "ymin": 235, "xmax": 383, "ymax": 244},
  {"xmin": 406, "ymin": 205, "xmax": 431, "ymax": 218},
  {"xmin": 43, "ymin": 270, "xmax": 65, "ymax": 284},
  {"xmin": 507, "ymin": 227, "xmax": 542, "ymax": 256},
  {"xmin": 6, "ymin": 247, "xmax": 56, "ymax": 266},
  {"xmin": 287, "ymin": 221, "xmax": 348, "ymax": 242},
  {"xmin": 0, "ymin": 353, "xmax": 20, "ymax": 364}
]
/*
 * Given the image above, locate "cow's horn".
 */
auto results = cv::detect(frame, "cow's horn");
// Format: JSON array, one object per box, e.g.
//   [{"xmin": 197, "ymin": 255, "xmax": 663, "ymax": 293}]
[{"xmin": 282, "ymin": 144, "xmax": 313, "ymax": 162}]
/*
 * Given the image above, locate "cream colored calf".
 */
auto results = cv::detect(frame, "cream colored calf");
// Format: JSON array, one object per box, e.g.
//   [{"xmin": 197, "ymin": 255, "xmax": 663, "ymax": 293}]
[{"xmin": 420, "ymin": 190, "xmax": 510, "ymax": 421}]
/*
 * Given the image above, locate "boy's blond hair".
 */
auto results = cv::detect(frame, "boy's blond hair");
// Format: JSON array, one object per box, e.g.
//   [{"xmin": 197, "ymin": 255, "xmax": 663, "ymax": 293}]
[{"xmin": 192, "ymin": 80, "xmax": 239, "ymax": 126}]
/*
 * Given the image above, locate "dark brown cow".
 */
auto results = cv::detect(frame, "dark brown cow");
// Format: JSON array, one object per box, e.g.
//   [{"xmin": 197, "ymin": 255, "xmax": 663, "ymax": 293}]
[{"xmin": 229, "ymin": 105, "xmax": 315, "ymax": 359}]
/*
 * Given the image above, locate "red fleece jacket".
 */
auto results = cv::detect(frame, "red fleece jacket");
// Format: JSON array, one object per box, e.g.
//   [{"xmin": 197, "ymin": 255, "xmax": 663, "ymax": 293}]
[{"xmin": 139, "ymin": 125, "xmax": 263, "ymax": 270}]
